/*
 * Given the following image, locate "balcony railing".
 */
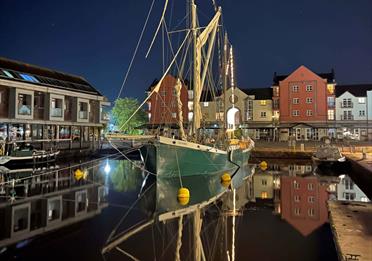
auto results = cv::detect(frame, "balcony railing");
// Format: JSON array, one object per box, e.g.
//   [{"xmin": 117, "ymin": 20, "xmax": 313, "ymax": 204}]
[
  {"xmin": 18, "ymin": 105, "xmax": 32, "ymax": 115},
  {"xmin": 79, "ymin": 111, "xmax": 88, "ymax": 119},
  {"xmin": 51, "ymin": 107, "xmax": 63, "ymax": 117},
  {"xmin": 327, "ymin": 102, "xmax": 335, "ymax": 108},
  {"xmin": 340, "ymin": 102, "xmax": 353, "ymax": 108},
  {"xmin": 341, "ymin": 115, "xmax": 354, "ymax": 120}
]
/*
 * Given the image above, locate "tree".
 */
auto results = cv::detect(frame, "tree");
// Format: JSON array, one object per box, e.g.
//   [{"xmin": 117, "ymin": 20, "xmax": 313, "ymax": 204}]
[{"xmin": 111, "ymin": 97, "xmax": 147, "ymax": 134}]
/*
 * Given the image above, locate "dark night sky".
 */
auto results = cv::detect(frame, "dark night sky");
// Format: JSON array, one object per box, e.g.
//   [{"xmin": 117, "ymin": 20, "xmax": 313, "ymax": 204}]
[{"xmin": 1, "ymin": 0, "xmax": 371, "ymax": 102}]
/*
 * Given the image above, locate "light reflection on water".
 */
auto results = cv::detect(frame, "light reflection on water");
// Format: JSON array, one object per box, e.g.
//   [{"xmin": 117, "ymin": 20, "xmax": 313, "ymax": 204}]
[{"xmin": 1, "ymin": 158, "xmax": 369, "ymax": 260}]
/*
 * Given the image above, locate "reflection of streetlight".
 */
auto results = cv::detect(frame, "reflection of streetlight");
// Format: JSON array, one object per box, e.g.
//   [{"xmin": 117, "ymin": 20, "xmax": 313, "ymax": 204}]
[{"xmin": 104, "ymin": 159, "xmax": 111, "ymax": 174}]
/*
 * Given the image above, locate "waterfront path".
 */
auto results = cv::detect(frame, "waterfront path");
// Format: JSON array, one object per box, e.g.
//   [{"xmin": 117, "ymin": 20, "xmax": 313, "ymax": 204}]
[{"xmin": 328, "ymin": 201, "xmax": 372, "ymax": 261}]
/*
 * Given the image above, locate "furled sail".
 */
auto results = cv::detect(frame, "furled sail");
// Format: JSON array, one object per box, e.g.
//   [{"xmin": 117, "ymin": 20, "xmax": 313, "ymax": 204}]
[
  {"xmin": 192, "ymin": 8, "xmax": 221, "ymax": 133},
  {"xmin": 174, "ymin": 78, "xmax": 186, "ymax": 140}
]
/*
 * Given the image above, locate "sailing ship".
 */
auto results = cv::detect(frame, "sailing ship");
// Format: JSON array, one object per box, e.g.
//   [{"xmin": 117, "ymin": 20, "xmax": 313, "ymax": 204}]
[
  {"xmin": 135, "ymin": 0, "xmax": 254, "ymax": 213},
  {"xmin": 103, "ymin": 1, "xmax": 254, "ymax": 259}
]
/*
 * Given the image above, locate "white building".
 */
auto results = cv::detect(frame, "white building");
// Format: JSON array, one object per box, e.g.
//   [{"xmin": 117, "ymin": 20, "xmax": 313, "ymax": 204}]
[
  {"xmin": 337, "ymin": 175, "xmax": 369, "ymax": 202},
  {"xmin": 335, "ymin": 84, "xmax": 372, "ymax": 141}
]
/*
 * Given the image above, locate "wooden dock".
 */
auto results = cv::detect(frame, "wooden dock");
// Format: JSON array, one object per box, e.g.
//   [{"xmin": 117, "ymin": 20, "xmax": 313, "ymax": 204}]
[{"xmin": 328, "ymin": 201, "xmax": 372, "ymax": 261}]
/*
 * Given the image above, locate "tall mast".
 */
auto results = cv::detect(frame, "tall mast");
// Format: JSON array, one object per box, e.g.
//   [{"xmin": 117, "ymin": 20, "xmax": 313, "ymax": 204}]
[
  {"xmin": 191, "ymin": 0, "xmax": 198, "ymax": 136},
  {"xmin": 223, "ymin": 32, "xmax": 228, "ymax": 133}
]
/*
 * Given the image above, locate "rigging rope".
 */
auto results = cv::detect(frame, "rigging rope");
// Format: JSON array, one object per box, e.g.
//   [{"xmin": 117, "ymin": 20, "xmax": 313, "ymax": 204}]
[{"xmin": 116, "ymin": 0, "xmax": 156, "ymax": 99}]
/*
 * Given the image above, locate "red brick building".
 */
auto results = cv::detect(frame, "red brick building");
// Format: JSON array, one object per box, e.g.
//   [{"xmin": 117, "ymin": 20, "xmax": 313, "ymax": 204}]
[
  {"xmin": 272, "ymin": 66, "xmax": 336, "ymax": 141},
  {"xmin": 280, "ymin": 176, "xmax": 329, "ymax": 236},
  {"xmin": 146, "ymin": 75, "xmax": 189, "ymax": 125}
]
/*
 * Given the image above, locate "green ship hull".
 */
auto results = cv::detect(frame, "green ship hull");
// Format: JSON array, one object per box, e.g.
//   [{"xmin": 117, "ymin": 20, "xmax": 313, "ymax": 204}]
[{"xmin": 140, "ymin": 137, "xmax": 253, "ymax": 213}]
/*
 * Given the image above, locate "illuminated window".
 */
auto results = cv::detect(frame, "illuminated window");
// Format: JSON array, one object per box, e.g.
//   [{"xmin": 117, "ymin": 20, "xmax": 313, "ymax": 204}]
[
  {"xmin": 260, "ymin": 100, "xmax": 267, "ymax": 105},
  {"xmin": 358, "ymin": 98, "xmax": 365, "ymax": 104},
  {"xmin": 306, "ymin": 98, "xmax": 312, "ymax": 103},
  {"xmin": 2, "ymin": 70, "xmax": 14, "ymax": 78},
  {"xmin": 203, "ymin": 102, "xmax": 209, "ymax": 107},
  {"xmin": 261, "ymin": 191, "xmax": 268, "ymax": 199},
  {"xmin": 19, "ymin": 73, "xmax": 39, "ymax": 83},
  {"xmin": 306, "ymin": 85, "xmax": 313, "ymax": 92},
  {"xmin": 293, "ymin": 98, "xmax": 299, "ymax": 104},
  {"xmin": 328, "ymin": 110, "xmax": 334, "ymax": 120},
  {"xmin": 172, "ymin": 113, "xmax": 177, "ymax": 118},
  {"xmin": 327, "ymin": 84, "xmax": 335, "ymax": 94}
]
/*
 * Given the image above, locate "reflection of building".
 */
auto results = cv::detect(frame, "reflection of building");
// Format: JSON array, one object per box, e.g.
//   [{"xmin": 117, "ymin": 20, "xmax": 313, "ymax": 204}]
[
  {"xmin": 273, "ymin": 65, "xmax": 336, "ymax": 141},
  {"xmin": 252, "ymin": 170, "xmax": 274, "ymax": 201},
  {"xmin": 335, "ymin": 84, "xmax": 372, "ymax": 141},
  {"xmin": 279, "ymin": 176, "xmax": 329, "ymax": 236},
  {"xmin": 337, "ymin": 175, "xmax": 370, "ymax": 202},
  {"xmin": 0, "ymin": 57, "xmax": 109, "ymax": 151}
]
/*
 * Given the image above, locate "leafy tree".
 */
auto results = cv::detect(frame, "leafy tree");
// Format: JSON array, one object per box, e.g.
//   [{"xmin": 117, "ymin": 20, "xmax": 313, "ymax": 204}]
[{"xmin": 111, "ymin": 97, "xmax": 147, "ymax": 134}]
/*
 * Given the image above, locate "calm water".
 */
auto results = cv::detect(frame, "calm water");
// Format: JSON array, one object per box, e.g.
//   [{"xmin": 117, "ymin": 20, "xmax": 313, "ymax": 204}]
[{"xmin": 1, "ymin": 157, "xmax": 370, "ymax": 261}]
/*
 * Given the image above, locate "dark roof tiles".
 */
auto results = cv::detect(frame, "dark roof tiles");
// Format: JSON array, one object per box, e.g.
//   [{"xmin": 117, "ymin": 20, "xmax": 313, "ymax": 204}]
[
  {"xmin": 335, "ymin": 84, "xmax": 372, "ymax": 97},
  {"xmin": 0, "ymin": 57, "xmax": 102, "ymax": 96}
]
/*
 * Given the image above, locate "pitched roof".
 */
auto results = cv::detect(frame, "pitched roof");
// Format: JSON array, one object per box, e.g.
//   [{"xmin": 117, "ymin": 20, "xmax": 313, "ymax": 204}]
[
  {"xmin": 241, "ymin": 87, "xmax": 272, "ymax": 99},
  {"xmin": 273, "ymin": 68, "xmax": 335, "ymax": 85},
  {"xmin": 335, "ymin": 84, "xmax": 372, "ymax": 97},
  {"xmin": 0, "ymin": 57, "xmax": 102, "ymax": 95}
]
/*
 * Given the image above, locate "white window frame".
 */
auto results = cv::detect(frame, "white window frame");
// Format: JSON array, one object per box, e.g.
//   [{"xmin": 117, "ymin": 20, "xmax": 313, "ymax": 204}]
[
  {"xmin": 293, "ymin": 98, "xmax": 299, "ymax": 104},
  {"xmin": 306, "ymin": 110, "xmax": 313, "ymax": 116},
  {"xmin": 292, "ymin": 85, "xmax": 299, "ymax": 92},
  {"xmin": 306, "ymin": 97, "xmax": 312, "ymax": 104},
  {"xmin": 306, "ymin": 85, "xmax": 313, "ymax": 92},
  {"xmin": 292, "ymin": 110, "xmax": 299, "ymax": 116},
  {"xmin": 260, "ymin": 111, "xmax": 267, "ymax": 118}
]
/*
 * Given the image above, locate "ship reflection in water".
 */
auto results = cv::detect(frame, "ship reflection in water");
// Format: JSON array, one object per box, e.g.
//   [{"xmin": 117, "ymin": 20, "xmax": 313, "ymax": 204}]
[{"xmin": 0, "ymin": 158, "xmax": 370, "ymax": 260}]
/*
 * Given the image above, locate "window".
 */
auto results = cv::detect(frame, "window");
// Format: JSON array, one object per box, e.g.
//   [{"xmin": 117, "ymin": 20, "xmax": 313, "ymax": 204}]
[
  {"xmin": 260, "ymin": 111, "xmax": 267, "ymax": 118},
  {"xmin": 293, "ymin": 181, "xmax": 300, "ymax": 189},
  {"xmin": 343, "ymin": 192, "xmax": 356, "ymax": 200},
  {"xmin": 19, "ymin": 73, "xmax": 39, "ymax": 83},
  {"xmin": 306, "ymin": 98, "xmax": 312, "ymax": 104},
  {"xmin": 2, "ymin": 69, "xmax": 14, "ymax": 78},
  {"xmin": 308, "ymin": 183, "xmax": 314, "ymax": 190},
  {"xmin": 148, "ymin": 113, "xmax": 151, "ymax": 120},
  {"xmin": 327, "ymin": 84, "xmax": 335, "ymax": 94},
  {"xmin": 293, "ymin": 98, "xmax": 299, "ymax": 104},
  {"xmin": 308, "ymin": 208, "xmax": 315, "ymax": 216},
  {"xmin": 203, "ymin": 102, "xmax": 209, "ymax": 107},
  {"xmin": 308, "ymin": 196, "xmax": 315, "ymax": 203},
  {"xmin": 160, "ymin": 90, "xmax": 166, "ymax": 96},
  {"xmin": 51, "ymin": 98, "xmax": 63, "ymax": 117},
  {"xmin": 343, "ymin": 111, "xmax": 353, "ymax": 120},
  {"xmin": 327, "ymin": 96, "xmax": 335, "ymax": 107},
  {"xmin": 188, "ymin": 90, "xmax": 193, "ymax": 100},
  {"xmin": 273, "ymin": 86, "xmax": 279, "ymax": 97},
  {"xmin": 294, "ymin": 208, "xmax": 301, "ymax": 216},
  {"xmin": 328, "ymin": 109, "xmax": 334, "ymax": 120},
  {"xmin": 345, "ymin": 178, "xmax": 354, "ymax": 190},
  {"xmin": 261, "ymin": 191, "xmax": 268, "ymax": 199},
  {"xmin": 260, "ymin": 100, "xmax": 267, "ymax": 105},
  {"xmin": 148, "ymin": 102, "xmax": 151, "ymax": 110},
  {"xmin": 358, "ymin": 97, "xmax": 365, "ymax": 104},
  {"xmin": 292, "ymin": 110, "xmax": 299, "ymax": 116},
  {"xmin": 292, "ymin": 85, "xmax": 299, "ymax": 92},
  {"xmin": 261, "ymin": 179, "xmax": 267, "ymax": 186},
  {"xmin": 359, "ymin": 110, "xmax": 365, "ymax": 117},
  {"xmin": 172, "ymin": 89, "xmax": 177, "ymax": 96},
  {"xmin": 306, "ymin": 110, "xmax": 313, "ymax": 116},
  {"xmin": 342, "ymin": 98, "xmax": 352, "ymax": 108},
  {"xmin": 78, "ymin": 102, "xmax": 88, "ymax": 119},
  {"xmin": 294, "ymin": 195, "xmax": 300, "ymax": 202},
  {"xmin": 306, "ymin": 85, "xmax": 313, "ymax": 92},
  {"xmin": 17, "ymin": 93, "xmax": 32, "ymax": 115},
  {"xmin": 172, "ymin": 112, "xmax": 177, "ymax": 118}
]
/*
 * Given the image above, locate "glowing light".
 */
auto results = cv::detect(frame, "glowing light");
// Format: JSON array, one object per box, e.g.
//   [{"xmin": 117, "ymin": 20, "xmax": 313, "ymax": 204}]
[{"xmin": 104, "ymin": 160, "xmax": 111, "ymax": 174}]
